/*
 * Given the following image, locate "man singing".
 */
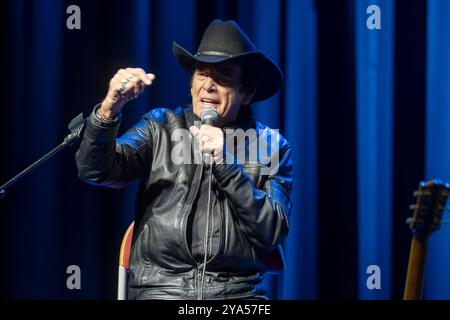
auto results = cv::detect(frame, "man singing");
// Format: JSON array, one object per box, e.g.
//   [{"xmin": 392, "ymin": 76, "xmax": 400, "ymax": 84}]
[{"xmin": 76, "ymin": 19, "xmax": 293, "ymax": 300}]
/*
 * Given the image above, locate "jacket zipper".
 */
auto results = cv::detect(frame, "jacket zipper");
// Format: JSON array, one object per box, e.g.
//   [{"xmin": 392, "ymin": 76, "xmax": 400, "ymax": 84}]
[
  {"xmin": 199, "ymin": 188, "xmax": 225, "ymax": 300},
  {"xmin": 179, "ymin": 163, "xmax": 204, "ymax": 299},
  {"xmin": 205, "ymin": 189, "xmax": 223, "ymax": 264},
  {"xmin": 181, "ymin": 163, "xmax": 204, "ymax": 266}
]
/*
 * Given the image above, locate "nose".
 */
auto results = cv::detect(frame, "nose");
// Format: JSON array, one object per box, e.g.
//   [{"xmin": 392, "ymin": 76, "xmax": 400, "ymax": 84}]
[{"xmin": 203, "ymin": 77, "xmax": 216, "ymax": 93}]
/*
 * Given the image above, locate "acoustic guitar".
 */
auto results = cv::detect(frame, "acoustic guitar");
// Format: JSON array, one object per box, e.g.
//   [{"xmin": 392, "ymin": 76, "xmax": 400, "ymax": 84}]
[{"xmin": 403, "ymin": 180, "xmax": 450, "ymax": 300}]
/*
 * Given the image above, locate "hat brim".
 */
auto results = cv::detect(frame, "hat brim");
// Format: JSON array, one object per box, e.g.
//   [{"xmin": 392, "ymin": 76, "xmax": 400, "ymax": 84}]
[{"xmin": 173, "ymin": 42, "xmax": 283, "ymax": 103}]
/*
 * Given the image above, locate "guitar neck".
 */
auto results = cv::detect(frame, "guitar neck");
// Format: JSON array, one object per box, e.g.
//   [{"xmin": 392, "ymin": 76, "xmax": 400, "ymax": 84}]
[
  {"xmin": 403, "ymin": 180, "xmax": 450, "ymax": 300},
  {"xmin": 403, "ymin": 236, "xmax": 428, "ymax": 300}
]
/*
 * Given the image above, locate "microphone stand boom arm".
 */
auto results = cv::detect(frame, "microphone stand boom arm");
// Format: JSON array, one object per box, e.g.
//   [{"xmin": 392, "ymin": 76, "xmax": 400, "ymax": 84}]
[{"xmin": 0, "ymin": 113, "xmax": 85, "ymax": 199}]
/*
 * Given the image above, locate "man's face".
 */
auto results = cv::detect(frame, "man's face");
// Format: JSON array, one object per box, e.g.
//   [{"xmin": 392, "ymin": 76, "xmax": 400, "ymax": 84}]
[{"xmin": 191, "ymin": 62, "xmax": 252, "ymax": 126}]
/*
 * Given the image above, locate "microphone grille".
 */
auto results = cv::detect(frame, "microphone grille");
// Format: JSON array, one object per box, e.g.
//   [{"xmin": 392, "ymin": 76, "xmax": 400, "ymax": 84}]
[{"xmin": 200, "ymin": 107, "xmax": 219, "ymax": 125}]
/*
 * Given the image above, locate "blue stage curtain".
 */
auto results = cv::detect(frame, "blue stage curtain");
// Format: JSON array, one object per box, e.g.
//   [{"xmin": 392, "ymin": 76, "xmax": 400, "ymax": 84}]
[
  {"xmin": 281, "ymin": 0, "xmax": 318, "ymax": 300},
  {"xmin": 4, "ymin": 0, "xmax": 64, "ymax": 298},
  {"xmin": 355, "ymin": 0, "xmax": 394, "ymax": 299},
  {"xmin": 2, "ymin": 0, "xmax": 449, "ymax": 300},
  {"xmin": 424, "ymin": 0, "xmax": 450, "ymax": 299}
]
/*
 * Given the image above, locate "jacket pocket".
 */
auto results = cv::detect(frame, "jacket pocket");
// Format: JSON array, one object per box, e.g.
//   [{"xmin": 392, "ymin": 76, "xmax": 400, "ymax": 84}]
[{"xmin": 135, "ymin": 222, "xmax": 152, "ymax": 263}]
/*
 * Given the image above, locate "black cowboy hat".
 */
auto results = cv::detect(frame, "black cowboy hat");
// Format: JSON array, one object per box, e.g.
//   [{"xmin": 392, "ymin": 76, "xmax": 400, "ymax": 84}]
[{"xmin": 172, "ymin": 19, "xmax": 283, "ymax": 103}]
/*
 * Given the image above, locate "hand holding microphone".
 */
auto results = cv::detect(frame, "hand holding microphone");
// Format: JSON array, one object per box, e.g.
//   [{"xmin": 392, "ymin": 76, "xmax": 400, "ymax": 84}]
[{"xmin": 189, "ymin": 107, "xmax": 223, "ymax": 164}]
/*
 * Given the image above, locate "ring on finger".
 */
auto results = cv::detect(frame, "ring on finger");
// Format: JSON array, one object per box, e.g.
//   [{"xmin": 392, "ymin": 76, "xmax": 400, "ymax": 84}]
[
  {"xmin": 118, "ymin": 83, "xmax": 127, "ymax": 94},
  {"xmin": 120, "ymin": 74, "xmax": 135, "ymax": 86}
]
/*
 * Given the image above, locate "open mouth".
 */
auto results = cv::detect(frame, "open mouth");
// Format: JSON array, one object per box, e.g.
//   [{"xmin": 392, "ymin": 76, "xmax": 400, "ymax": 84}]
[{"xmin": 200, "ymin": 98, "xmax": 221, "ymax": 108}]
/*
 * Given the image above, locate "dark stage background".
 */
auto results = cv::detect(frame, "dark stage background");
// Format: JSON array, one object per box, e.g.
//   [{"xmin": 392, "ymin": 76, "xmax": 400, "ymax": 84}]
[{"xmin": 1, "ymin": 0, "xmax": 450, "ymax": 299}]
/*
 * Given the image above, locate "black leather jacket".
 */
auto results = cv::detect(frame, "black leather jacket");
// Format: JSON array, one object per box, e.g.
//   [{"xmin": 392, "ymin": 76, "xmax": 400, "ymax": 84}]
[{"xmin": 75, "ymin": 105, "xmax": 293, "ymax": 300}]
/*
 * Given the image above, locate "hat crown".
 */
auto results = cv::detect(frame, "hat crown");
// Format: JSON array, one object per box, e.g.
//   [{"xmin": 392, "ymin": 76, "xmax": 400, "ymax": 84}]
[
  {"xmin": 196, "ymin": 20, "xmax": 256, "ymax": 57},
  {"xmin": 172, "ymin": 19, "xmax": 283, "ymax": 103}
]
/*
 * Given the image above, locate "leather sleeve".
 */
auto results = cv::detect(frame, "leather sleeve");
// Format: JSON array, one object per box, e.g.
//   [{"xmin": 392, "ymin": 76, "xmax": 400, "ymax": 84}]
[
  {"xmin": 213, "ymin": 142, "xmax": 293, "ymax": 252},
  {"xmin": 75, "ymin": 105, "xmax": 153, "ymax": 189}
]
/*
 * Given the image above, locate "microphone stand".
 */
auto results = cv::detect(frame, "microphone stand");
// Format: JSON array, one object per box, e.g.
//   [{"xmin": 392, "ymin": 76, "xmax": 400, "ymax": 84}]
[{"xmin": 0, "ymin": 113, "xmax": 85, "ymax": 199}]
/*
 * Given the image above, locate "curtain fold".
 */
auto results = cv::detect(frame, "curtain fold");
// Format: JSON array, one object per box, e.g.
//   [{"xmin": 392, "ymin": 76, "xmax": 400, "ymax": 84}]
[
  {"xmin": 355, "ymin": 0, "xmax": 394, "ymax": 299},
  {"xmin": 425, "ymin": 0, "xmax": 450, "ymax": 299}
]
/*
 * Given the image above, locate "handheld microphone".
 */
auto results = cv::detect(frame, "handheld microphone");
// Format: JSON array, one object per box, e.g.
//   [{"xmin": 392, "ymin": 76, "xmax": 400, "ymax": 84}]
[
  {"xmin": 200, "ymin": 107, "xmax": 219, "ymax": 126},
  {"xmin": 199, "ymin": 107, "xmax": 219, "ymax": 165}
]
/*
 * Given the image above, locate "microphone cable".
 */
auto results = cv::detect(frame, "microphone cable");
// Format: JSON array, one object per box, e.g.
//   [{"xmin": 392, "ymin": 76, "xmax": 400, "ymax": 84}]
[{"xmin": 199, "ymin": 153, "xmax": 213, "ymax": 300}]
